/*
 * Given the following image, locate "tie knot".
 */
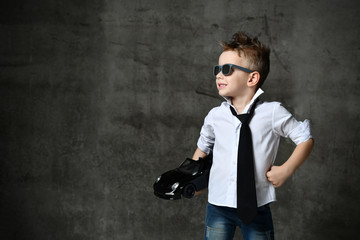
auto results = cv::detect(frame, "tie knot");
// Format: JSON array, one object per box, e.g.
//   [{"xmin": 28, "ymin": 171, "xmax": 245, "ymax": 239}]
[
  {"xmin": 230, "ymin": 107, "xmax": 251, "ymax": 124},
  {"xmin": 238, "ymin": 113, "xmax": 251, "ymax": 124}
]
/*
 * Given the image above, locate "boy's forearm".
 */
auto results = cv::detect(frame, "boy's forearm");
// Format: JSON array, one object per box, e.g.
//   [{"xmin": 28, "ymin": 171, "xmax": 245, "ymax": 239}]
[
  {"xmin": 283, "ymin": 138, "xmax": 314, "ymax": 175},
  {"xmin": 267, "ymin": 138, "xmax": 314, "ymax": 187},
  {"xmin": 192, "ymin": 148, "xmax": 209, "ymax": 196},
  {"xmin": 192, "ymin": 147, "xmax": 208, "ymax": 160}
]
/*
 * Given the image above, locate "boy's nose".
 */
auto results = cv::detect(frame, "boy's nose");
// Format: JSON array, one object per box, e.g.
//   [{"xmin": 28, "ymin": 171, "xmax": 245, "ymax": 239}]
[{"xmin": 216, "ymin": 72, "xmax": 224, "ymax": 80}]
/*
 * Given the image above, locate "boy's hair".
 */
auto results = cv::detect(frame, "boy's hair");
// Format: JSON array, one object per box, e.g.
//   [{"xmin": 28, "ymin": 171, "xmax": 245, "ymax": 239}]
[{"xmin": 220, "ymin": 32, "xmax": 270, "ymax": 88}]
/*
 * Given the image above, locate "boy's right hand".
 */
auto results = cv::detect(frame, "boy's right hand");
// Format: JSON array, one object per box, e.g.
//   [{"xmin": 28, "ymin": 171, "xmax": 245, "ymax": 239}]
[
  {"xmin": 194, "ymin": 189, "xmax": 205, "ymax": 196},
  {"xmin": 192, "ymin": 148, "xmax": 208, "ymax": 160}
]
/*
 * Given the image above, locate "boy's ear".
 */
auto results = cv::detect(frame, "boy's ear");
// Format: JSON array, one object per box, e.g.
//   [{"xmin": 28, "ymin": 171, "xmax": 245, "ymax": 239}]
[{"xmin": 247, "ymin": 71, "xmax": 260, "ymax": 87}]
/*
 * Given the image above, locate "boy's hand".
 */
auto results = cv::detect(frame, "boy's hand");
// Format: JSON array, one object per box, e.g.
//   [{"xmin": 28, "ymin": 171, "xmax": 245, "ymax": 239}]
[
  {"xmin": 194, "ymin": 189, "xmax": 205, "ymax": 196},
  {"xmin": 266, "ymin": 165, "xmax": 292, "ymax": 188},
  {"xmin": 266, "ymin": 138, "xmax": 314, "ymax": 188}
]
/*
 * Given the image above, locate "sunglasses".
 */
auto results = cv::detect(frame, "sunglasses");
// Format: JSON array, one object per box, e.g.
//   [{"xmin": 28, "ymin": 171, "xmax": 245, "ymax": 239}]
[{"xmin": 213, "ymin": 64, "xmax": 254, "ymax": 77}]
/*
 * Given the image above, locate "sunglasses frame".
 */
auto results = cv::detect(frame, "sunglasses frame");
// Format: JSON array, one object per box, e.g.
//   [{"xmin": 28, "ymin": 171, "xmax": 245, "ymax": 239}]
[{"xmin": 213, "ymin": 64, "xmax": 254, "ymax": 77}]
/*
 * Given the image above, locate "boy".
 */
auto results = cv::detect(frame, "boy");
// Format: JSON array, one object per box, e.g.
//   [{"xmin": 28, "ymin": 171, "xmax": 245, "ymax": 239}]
[{"xmin": 193, "ymin": 32, "xmax": 314, "ymax": 240}]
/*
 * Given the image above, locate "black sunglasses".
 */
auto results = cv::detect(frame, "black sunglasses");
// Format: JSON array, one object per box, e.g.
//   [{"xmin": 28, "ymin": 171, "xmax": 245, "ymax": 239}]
[{"xmin": 213, "ymin": 64, "xmax": 254, "ymax": 77}]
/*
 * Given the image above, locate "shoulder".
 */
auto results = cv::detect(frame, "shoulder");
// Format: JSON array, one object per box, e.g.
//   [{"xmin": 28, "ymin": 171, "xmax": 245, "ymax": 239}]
[
  {"xmin": 257, "ymin": 101, "xmax": 294, "ymax": 110},
  {"xmin": 202, "ymin": 101, "xmax": 229, "ymax": 123},
  {"xmin": 255, "ymin": 101, "xmax": 295, "ymax": 120},
  {"xmin": 256, "ymin": 101, "xmax": 282, "ymax": 113},
  {"xmin": 207, "ymin": 101, "xmax": 228, "ymax": 115},
  {"xmin": 257, "ymin": 101, "xmax": 281, "ymax": 107}
]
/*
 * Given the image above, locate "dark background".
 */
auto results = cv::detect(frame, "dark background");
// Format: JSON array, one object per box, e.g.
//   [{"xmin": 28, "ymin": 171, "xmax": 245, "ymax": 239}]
[{"xmin": 1, "ymin": 0, "xmax": 359, "ymax": 239}]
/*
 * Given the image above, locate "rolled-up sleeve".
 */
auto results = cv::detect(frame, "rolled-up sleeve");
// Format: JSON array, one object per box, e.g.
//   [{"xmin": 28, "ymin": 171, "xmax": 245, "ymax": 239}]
[
  {"xmin": 272, "ymin": 103, "xmax": 312, "ymax": 145},
  {"xmin": 197, "ymin": 109, "xmax": 215, "ymax": 154}
]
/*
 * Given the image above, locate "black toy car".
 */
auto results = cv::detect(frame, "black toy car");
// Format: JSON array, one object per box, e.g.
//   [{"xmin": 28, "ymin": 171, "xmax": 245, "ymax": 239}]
[{"xmin": 153, "ymin": 154, "xmax": 212, "ymax": 200}]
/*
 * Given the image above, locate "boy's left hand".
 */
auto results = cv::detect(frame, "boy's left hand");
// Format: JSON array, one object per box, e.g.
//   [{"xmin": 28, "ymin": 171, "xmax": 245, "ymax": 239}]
[{"xmin": 266, "ymin": 165, "xmax": 291, "ymax": 188}]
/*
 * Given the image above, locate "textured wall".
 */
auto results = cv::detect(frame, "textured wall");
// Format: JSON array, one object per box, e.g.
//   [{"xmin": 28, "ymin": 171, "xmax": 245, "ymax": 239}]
[{"xmin": 0, "ymin": 0, "xmax": 359, "ymax": 239}]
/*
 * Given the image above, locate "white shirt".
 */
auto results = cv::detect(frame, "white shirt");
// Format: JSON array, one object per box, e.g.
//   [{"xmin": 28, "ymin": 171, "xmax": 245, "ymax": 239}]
[{"xmin": 197, "ymin": 88, "xmax": 312, "ymax": 208}]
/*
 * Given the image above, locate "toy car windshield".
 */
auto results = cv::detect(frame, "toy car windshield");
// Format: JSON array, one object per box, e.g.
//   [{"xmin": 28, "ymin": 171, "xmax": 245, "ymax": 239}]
[
  {"xmin": 153, "ymin": 154, "xmax": 212, "ymax": 200},
  {"xmin": 178, "ymin": 159, "xmax": 200, "ymax": 175}
]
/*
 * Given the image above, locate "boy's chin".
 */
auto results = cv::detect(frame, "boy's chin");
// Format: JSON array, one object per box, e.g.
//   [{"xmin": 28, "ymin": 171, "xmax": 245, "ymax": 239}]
[
  {"xmin": 218, "ymin": 91, "xmax": 231, "ymax": 98},
  {"xmin": 218, "ymin": 90, "xmax": 226, "ymax": 96}
]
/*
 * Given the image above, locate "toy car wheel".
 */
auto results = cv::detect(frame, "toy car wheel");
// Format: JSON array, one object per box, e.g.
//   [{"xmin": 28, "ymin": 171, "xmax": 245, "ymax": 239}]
[{"xmin": 182, "ymin": 184, "xmax": 196, "ymax": 198}]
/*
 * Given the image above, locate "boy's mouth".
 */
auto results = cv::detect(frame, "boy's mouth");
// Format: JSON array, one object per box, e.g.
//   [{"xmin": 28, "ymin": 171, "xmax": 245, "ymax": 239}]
[{"xmin": 218, "ymin": 83, "xmax": 227, "ymax": 89}]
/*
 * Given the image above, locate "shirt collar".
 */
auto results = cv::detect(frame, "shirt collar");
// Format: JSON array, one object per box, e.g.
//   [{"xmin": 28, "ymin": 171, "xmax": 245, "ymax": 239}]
[{"xmin": 223, "ymin": 88, "xmax": 264, "ymax": 114}]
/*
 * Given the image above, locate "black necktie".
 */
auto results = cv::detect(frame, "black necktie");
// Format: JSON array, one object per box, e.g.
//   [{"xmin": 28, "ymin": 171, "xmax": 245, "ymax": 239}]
[{"xmin": 230, "ymin": 98, "xmax": 259, "ymax": 225}]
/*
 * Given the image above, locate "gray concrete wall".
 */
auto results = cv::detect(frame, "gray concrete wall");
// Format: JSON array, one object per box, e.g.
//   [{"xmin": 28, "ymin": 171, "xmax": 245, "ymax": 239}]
[{"xmin": 1, "ymin": 0, "xmax": 359, "ymax": 239}]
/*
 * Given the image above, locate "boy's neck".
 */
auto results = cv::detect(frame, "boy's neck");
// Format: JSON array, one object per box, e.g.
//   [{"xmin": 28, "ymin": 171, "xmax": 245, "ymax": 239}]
[{"xmin": 231, "ymin": 91, "xmax": 256, "ymax": 114}]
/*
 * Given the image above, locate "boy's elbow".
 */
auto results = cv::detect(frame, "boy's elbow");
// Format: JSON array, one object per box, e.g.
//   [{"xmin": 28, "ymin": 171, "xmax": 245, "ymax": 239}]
[
  {"xmin": 308, "ymin": 138, "xmax": 315, "ymax": 147},
  {"xmin": 306, "ymin": 138, "xmax": 315, "ymax": 152}
]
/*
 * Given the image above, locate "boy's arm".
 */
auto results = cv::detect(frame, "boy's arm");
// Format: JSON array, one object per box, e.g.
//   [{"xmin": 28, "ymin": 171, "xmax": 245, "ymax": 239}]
[
  {"xmin": 266, "ymin": 138, "xmax": 314, "ymax": 188},
  {"xmin": 192, "ymin": 147, "xmax": 208, "ymax": 196},
  {"xmin": 192, "ymin": 147, "xmax": 208, "ymax": 160}
]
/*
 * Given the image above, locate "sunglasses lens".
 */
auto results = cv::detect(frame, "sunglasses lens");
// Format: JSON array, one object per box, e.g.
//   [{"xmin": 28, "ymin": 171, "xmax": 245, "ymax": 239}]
[
  {"xmin": 222, "ymin": 64, "xmax": 231, "ymax": 75},
  {"xmin": 213, "ymin": 66, "xmax": 220, "ymax": 76}
]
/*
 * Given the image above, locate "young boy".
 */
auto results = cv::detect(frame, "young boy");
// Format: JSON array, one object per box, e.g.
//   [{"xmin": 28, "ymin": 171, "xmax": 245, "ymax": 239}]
[{"xmin": 193, "ymin": 32, "xmax": 314, "ymax": 240}]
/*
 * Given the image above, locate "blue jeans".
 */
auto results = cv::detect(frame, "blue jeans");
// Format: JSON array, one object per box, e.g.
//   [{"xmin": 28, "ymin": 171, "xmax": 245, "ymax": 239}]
[{"xmin": 204, "ymin": 203, "xmax": 274, "ymax": 240}]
